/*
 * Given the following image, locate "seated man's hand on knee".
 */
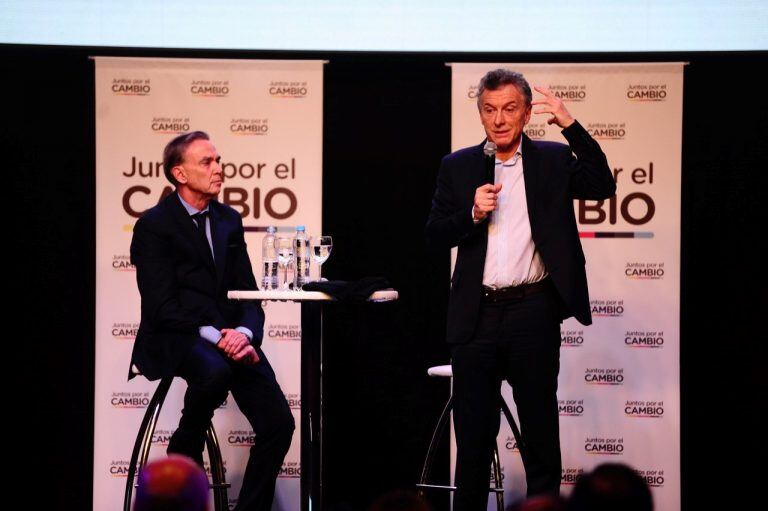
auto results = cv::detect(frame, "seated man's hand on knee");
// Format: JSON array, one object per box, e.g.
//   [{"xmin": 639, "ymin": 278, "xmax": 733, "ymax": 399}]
[
  {"xmin": 217, "ymin": 328, "xmax": 249, "ymax": 357},
  {"xmin": 233, "ymin": 344, "xmax": 260, "ymax": 365}
]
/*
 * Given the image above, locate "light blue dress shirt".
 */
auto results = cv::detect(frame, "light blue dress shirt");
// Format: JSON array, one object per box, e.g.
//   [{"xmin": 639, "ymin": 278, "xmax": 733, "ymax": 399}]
[{"xmin": 177, "ymin": 193, "xmax": 253, "ymax": 344}]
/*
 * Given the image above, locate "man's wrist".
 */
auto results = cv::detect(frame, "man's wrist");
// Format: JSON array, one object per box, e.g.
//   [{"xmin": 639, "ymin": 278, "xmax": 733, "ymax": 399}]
[
  {"xmin": 199, "ymin": 325, "xmax": 222, "ymax": 345},
  {"xmin": 561, "ymin": 119, "xmax": 582, "ymax": 136},
  {"xmin": 235, "ymin": 326, "xmax": 253, "ymax": 341},
  {"xmin": 471, "ymin": 206, "xmax": 483, "ymax": 224}
]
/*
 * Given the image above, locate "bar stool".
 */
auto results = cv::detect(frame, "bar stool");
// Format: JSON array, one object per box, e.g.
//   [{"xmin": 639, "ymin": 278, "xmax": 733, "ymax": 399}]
[
  {"xmin": 123, "ymin": 374, "xmax": 230, "ymax": 511},
  {"xmin": 416, "ymin": 365, "xmax": 526, "ymax": 511}
]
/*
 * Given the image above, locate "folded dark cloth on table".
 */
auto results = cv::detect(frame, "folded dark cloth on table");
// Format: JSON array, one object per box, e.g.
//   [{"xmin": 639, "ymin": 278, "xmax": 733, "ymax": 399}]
[{"xmin": 302, "ymin": 277, "xmax": 391, "ymax": 302}]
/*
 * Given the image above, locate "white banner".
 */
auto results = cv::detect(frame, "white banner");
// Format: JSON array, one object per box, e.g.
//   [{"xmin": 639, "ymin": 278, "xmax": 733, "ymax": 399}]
[
  {"xmin": 94, "ymin": 57, "xmax": 324, "ymax": 511},
  {"xmin": 450, "ymin": 62, "xmax": 682, "ymax": 510}
]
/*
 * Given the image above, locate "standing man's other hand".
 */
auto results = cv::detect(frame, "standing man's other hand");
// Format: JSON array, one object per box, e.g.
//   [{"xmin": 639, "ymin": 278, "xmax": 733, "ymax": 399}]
[{"xmin": 532, "ymin": 86, "xmax": 575, "ymax": 129}]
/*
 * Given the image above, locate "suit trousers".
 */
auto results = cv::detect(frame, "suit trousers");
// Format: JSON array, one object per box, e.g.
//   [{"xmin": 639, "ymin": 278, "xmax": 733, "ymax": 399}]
[
  {"xmin": 167, "ymin": 339, "xmax": 295, "ymax": 511},
  {"xmin": 451, "ymin": 280, "xmax": 562, "ymax": 510}
]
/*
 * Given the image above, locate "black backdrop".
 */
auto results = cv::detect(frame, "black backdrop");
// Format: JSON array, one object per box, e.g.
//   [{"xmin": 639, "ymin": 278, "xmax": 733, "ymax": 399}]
[{"xmin": 5, "ymin": 44, "xmax": 766, "ymax": 510}]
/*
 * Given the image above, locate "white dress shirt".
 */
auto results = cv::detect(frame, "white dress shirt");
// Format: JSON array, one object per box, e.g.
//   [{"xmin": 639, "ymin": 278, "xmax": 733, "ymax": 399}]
[{"xmin": 480, "ymin": 142, "xmax": 548, "ymax": 288}]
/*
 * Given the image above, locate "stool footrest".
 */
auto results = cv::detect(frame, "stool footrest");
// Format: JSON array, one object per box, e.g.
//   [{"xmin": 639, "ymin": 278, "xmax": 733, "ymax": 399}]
[
  {"xmin": 135, "ymin": 482, "xmax": 232, "ymax": 490},
  {"xmin": 416, "ymin": 484, "xmax": 504, "ymax": 494}
]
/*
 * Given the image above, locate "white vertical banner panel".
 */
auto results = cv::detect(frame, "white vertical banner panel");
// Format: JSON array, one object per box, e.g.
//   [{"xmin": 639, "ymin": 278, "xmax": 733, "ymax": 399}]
[
  {"xmin": 450, "ymin": 62, "xmax": 682, "ymax": 510},
  {"xmin": 94, "ymin": 57, "xmax": 324, "ymax": 511}
]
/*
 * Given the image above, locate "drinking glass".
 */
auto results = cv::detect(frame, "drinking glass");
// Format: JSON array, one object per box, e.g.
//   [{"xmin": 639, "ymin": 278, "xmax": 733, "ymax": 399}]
[{"xmin": 311, "ymin": 236, "xmax": 333, "ymax": 278}]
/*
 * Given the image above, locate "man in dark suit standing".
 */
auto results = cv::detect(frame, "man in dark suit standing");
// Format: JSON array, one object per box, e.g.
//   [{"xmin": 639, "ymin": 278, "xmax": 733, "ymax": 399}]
[
  {"xmin": 426, "ymin": 69, "xmax": 616, "ymax": 509},
  {"xmin": 130, "ymin": 131, "xmax": 294, "ymax": 511}
]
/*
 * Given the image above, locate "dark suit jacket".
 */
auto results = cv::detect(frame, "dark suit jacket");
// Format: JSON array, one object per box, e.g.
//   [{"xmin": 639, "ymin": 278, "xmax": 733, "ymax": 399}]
[
  {"xmin": 128, "ymin": 193, "xmax": 264, "ymax": 380},
  {"xmin": 425, "ymin": 121, "xmax": 616, "ymax": 345}
]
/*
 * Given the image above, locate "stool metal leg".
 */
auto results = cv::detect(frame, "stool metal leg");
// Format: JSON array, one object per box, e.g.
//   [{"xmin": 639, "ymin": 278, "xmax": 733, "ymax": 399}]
[
  {"xmin": 491, "ymin": 443, "xmax": 504, "ymax": 511},
  {"xmin": 124, "ymin": 377, "xmax": 230, "ymax": 511},
  {"xmin": 500, "ymin": 399, "xmax": 526, "ymax": 460},
  {"xmin": 416, "ymin": 395, "xmax": 504, "ymax": 511},
  {"xmin": 205, "ymin": 422, "xmax": 230, "ymax": 511},
  {"xmin": 124, "ymin": 377, "xmax": 173, "ymax": 511},
  {"xmin": 417, "ymin": 395, "xmax": 453, "ymax": 491}
]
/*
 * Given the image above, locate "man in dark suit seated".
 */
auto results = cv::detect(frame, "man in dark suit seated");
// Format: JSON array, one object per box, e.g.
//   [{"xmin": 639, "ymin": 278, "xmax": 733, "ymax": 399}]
[
  {"xmin": 426, "ymin": 69, "xmax": 616, "ymax": 509},
  {"xmin": 129, "ymin": 131, "xmax": 294, "ymax": 511}
]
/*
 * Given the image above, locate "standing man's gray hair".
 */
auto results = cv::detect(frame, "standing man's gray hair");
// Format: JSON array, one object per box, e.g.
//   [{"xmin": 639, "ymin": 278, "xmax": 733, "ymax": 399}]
[{"xmin": 476, "ymin": 69, "xmax": 533, "ymax": 109}]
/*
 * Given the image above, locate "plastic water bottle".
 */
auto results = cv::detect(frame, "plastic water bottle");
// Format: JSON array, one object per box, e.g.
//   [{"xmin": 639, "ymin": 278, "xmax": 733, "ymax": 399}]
[
  {"xmin": 293, "ymin": 225, "xmax": 311, "ymax": 289},
  {"xmin": 262, "ymin": 226, "xmax": 279, "ymax": 290}
]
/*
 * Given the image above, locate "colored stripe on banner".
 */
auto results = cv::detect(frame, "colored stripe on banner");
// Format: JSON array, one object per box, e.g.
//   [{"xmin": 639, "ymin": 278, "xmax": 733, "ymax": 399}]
[
  {"xmin": 579, "ymin": 231, "xmax": 654, "ymax": 239},
  {"xmin": 244, "ymin": 226, "xmax": 302, "ymax": 233}
]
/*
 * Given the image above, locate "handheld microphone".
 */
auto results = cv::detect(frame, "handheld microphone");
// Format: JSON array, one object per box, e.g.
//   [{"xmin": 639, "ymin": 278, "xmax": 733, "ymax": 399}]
[{"xmin": 483, "ymin": 141, "xmax": 497, "ymax": 185}]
